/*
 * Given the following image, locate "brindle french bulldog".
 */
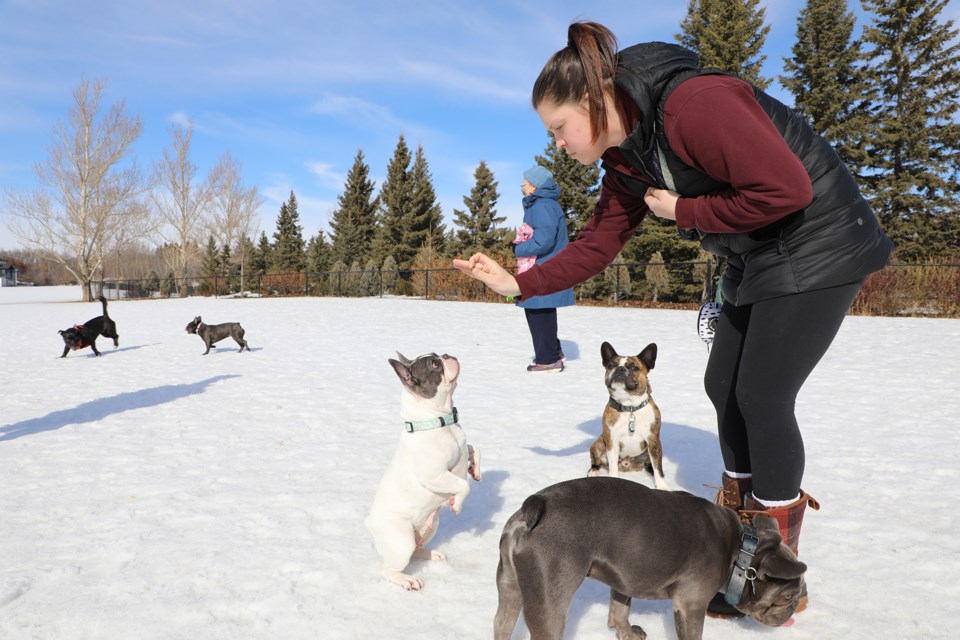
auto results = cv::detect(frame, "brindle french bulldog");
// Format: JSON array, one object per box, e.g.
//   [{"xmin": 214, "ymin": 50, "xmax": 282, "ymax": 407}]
[{"xmin": 494, "ymin": 477, "xmax": 807, "ymax": 640}]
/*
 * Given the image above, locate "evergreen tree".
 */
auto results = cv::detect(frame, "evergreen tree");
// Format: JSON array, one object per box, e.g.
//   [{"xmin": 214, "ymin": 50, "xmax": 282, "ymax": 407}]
[
  {"xmin": 235, "ymin": 235, "xmax": 256, "ymax": 292},
  {"xmin": 360, "ymin": 258, "xmax": 380, "ymax": 296},
  {"xmin": 219, "ymin": 243, "xmax": 240, "ymax": 293},
  {"xmin": 677, "ymin": 0, "xmax": 772, "ymax": 89},
  {"xmin": 271, "ymin": 191, "xmax": 306, "ymax": 271},
  {"xmin": 145, "ymin": 270, "xmax": 161, "ymax": 294},
  {"xmin": 344, "ymin": 260, "xmax": 363, "ymax": 296},
  {"xmin": 859, "ymin": 0, "xmax": 960, "ymax": 259},
  {"xmin": 328, "ymin": 260, "xmax": 348, "ymax": 295},
  {"xmin": 199, "ymin": 235, "xmax": 220, "ymax": 295},
  {"xmin": 624, "ymin": 216, "xmax": 704, "ymax": 302},
  {"xmin": 200, "ymin": 235, "xmax": 219, "ymax": 278},
  {"xmin": 307, "ymin": 230, "xmax": 333, "ymax": 274},
  {"xmin": 450, "ymin": 161, "xmax": 506, "ymax": 254},
  {"xmin": 253, "ymin": 231, "xmax": 271, "ymax": 276},
  {"xmin": 381, "ymin": 254, "xmax": 399, "ymax": 293},
  {"xmin": 534, "ymin": 134, "xmax": 601, "ymax": 239},
  {"xmin": 781, "ymin": 0, "xmax": 870, "ymax": 172},
  {"xmin": 406, "ymin": 145, "xmax": 447, "ymax": 256},
  {"xmin": 161, "ymin": 271, "xmax": 176, "ymax": 297},
  {"xmin": 329, "ymin": 149, "xmax": 379, "ymax": 267},
  {"xmin": 372, "ymin": 135, "xmax": 414, "ymax": 267},
  {"xmin": 645, "ymin": 251, "xmax": 670, "ymax": 303}
]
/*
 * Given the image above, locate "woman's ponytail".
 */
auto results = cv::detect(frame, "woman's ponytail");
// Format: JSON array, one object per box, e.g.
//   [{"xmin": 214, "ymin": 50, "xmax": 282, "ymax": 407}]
[{"xmin": 532, "ymin": 21, "xmax": 618, "ymax": 144}]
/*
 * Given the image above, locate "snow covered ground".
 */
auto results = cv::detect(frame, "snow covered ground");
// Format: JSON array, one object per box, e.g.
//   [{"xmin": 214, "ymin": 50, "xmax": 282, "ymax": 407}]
[{"xmin": 1, "ymin": 286, "xmax": 958, "ymax": 639}]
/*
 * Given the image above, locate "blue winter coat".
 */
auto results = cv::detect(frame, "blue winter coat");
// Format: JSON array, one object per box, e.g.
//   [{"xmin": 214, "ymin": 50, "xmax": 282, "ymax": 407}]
[{"xmin": 515, "ymin": 180, "xmax": 575, "ymax": 309}]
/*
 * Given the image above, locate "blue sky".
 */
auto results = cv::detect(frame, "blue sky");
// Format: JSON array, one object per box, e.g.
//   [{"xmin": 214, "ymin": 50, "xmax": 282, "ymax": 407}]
[{"xmin": 1, "ymin": 0, "xmax": 958, "ymax": 251}]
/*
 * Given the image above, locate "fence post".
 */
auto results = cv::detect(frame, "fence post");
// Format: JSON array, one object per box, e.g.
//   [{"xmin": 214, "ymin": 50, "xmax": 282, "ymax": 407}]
[
  {"xmin": 425, "ymin": 269, "xmax": 430, "ymax": 300},
  {"xmin": 304, "ymin": 270, "xmax": 309, "ymax": 296},
  {"xmin": 615, "ymin": 264, "xmax": 621, "ymax": 304}
]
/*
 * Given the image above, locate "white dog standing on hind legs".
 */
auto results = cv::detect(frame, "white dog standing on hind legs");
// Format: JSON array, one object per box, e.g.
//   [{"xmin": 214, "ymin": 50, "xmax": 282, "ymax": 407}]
[{"xmin": 365, "ymin": 352, "xmax": 481, "ymax": 590}]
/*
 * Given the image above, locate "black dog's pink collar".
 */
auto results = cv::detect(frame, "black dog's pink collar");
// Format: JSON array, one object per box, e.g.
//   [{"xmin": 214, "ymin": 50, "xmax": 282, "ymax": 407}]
[{"xmin": 71, "ymin": 325, "xmax": 88, "ymax": 349}]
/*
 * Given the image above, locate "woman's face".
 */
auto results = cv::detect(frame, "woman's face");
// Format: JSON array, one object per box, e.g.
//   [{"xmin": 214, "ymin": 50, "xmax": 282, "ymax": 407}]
[
  {"xmin": 536, "ymin": 98, "xmax": 606, "ymax": 165},
  {"xmin": 521, "ymin": 179, "xmax": 536, "ymax": 196}
]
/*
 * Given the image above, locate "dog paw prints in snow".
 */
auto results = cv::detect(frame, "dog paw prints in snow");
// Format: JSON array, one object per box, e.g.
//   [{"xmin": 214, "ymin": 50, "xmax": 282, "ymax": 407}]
[{"xmin": 0, "ymin": 578, "xmax": 31, "ymax": 608}]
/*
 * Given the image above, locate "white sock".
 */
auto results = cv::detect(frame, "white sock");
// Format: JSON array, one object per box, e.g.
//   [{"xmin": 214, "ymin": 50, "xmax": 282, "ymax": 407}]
[
  {"xmin": 725, "ymin": 470, "xmax": 752, "ymax": 479},
  {"xmin": 753, "ymin": 493, "xmax": 801, "ymax": 508}
]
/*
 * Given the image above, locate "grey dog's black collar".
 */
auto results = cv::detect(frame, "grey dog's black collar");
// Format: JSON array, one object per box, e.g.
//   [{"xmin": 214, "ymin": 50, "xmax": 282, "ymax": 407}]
[
  {"xmin": 607, "ymin": 397, "xmax": 650, "ymax": 413},
  {"xmin": 723, "ymin": 524, "xmax": 760, "ymax": 606}
]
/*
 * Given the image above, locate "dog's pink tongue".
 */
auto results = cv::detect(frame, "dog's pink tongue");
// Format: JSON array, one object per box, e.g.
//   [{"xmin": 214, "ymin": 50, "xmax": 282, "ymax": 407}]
[{"xmin": 781, "ymin": 617, "xmax": 796, "ymax": 627}]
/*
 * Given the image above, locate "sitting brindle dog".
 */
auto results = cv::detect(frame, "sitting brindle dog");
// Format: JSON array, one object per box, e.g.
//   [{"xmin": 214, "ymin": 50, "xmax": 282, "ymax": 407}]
[
  {"xmin": 58, "ymin": 295, "xmax": 119, "ymax": 358},
  {"xmin": 185, "ymin": 316, "xmax": 249, "ymax": 355}
]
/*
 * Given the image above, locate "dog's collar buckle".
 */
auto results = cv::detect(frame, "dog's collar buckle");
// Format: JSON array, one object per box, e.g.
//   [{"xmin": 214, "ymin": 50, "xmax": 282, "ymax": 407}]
[
  {"xmin": 404, "ymin": 407, "xmax": 459, "ymax": 433},
  {"xmin": 608, "ymin": 397, "xmax": 650, "ymax": 433},
  {"xmin": 724, "ymin": 524, "xmax": 760, "ymax": 607}
]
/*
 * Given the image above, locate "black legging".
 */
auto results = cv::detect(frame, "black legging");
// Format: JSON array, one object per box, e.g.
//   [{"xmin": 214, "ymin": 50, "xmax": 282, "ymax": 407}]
[{"xmin": 704, "ymin": 280, "xmax": 863, "ymax": 501}]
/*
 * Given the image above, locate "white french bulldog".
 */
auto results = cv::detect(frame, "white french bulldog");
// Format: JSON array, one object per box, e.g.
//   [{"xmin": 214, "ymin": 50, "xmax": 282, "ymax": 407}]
[{"xmin": 365, "ymin": 352, "xmax": 481, "ymax": 590}]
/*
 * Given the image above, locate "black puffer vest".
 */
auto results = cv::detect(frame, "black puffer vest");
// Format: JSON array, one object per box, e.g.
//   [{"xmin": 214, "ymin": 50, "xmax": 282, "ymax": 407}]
[{"xmin": 605, "ymin": 42, "xmax": 893, "ymax": 305}]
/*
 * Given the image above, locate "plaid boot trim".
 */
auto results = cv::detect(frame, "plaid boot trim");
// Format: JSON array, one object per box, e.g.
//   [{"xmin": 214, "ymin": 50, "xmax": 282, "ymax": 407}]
[{"xmin": 741, "ymin": 491, "xmax": 820, "ymax": 556}]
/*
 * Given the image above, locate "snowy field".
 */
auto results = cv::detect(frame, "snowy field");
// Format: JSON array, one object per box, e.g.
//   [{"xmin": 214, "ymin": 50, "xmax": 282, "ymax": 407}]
[{"xmin": 1, "ymin": 285, "xmax": 958, "ymax": 639}]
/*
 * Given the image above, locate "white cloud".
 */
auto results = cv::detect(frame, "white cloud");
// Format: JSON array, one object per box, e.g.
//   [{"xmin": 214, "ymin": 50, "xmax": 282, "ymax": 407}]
[
  {"xmin": 304, "ymin": 162, "xmax": 346, "ymax": 191},
  {"xmin": 310, "ymin": 94, "xmax": 405, "ymax": 130}
]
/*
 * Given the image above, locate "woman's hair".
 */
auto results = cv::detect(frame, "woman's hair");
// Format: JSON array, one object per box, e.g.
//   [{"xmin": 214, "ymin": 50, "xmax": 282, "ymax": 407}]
[{"xmin": 532, "ymin": 21, "xmax": 618, "ymax": 144}]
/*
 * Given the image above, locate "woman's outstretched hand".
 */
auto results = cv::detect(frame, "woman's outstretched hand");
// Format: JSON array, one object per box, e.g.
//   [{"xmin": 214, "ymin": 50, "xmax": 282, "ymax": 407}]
[{"xmin": 452, "ymin": 253, "xmax": 521, "ymax": 297}]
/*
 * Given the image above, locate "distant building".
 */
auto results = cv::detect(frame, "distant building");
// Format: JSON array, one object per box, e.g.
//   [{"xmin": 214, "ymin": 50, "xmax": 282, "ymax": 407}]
[{"xmin": 0, "ymin": 259, "xmax": 18, "ymax": 287}]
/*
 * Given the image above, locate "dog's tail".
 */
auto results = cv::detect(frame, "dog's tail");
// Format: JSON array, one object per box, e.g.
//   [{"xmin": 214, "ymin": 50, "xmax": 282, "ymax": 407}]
[
  {"xmin": 519, "ymin": 494, "xmax": 547, "ymax": 531},
  {"xmin": 99, "ymin": 295, "xmax": 109, "ymax": 318}
]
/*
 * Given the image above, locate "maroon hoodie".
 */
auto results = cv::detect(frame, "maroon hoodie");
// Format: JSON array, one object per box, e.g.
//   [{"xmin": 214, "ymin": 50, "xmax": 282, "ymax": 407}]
[{"xmin": 515, "ymin": 74, "xmax": 813, "ymax": 300}]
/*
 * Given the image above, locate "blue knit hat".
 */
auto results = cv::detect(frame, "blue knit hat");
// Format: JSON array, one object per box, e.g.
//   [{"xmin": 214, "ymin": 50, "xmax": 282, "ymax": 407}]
[{"xmin": 523, "ymin": 165, "xmax": 553, "ymax": 188}]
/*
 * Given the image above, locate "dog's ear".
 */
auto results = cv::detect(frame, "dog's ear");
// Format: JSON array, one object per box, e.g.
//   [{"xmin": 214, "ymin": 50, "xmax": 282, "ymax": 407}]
[
  {"xmin": 195, "ymin": 316, "xmax": 202, "ymax": 323},
  {"xmin": 394, "ymin": 352, "xmax": 414, "ymax": 367},
  {"xmin": 600, "ymin": 341, "xmax": 618, "ymax": 365},
  {"xmin": 751, "ymin": 514, "xmax": 807, "ymax": 579},
  {"xmin": 389, "ymin": 358, "xmax": 417, "ymax": 388},
  {"xmin": 758, "ymin": 548, "xmax": 808, "ymax": 581},
  {"xmin": 58, "ymin": 329, "xmax": 65, "ymax": 335},
  {"xmin": 638, "ymin": 343, "xmax": 657, "ymax": 370}
]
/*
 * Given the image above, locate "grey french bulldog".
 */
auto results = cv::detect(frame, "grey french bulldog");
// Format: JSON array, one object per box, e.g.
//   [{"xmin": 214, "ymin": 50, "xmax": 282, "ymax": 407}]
[{"xmin": 494, "ymin": 477, "xmax": 807, "ymax": 640}]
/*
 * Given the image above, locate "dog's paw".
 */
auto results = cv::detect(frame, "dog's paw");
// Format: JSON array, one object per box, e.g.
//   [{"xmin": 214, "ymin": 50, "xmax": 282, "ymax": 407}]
[
  {"xmin": 614, "ymin": 624, "xmax": 647, "ymax": 640},
  {"xmin": 385, "ymin": 571, "xmax": 424, "ymax": 591},
  {"xmin": 413, "ymin": 548, "xmax": 445, "ymax": 562},
  {"xmin": 449, "ymin": 496, "xmax": 463, "ymax": 514},
  {"xmin": 587, "ymin": 468, "xmax": 601, "ymax": 477}
]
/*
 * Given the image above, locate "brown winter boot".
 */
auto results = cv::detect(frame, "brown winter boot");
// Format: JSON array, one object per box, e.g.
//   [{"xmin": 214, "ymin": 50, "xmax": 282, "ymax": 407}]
[
  {"xmin": 711, "ymin": 473, "xmax": 753, "ymax": 511},
  {"xmin": 740, "ymin": 490, "xmax": 820, "ymax": 614},
  {"xmin": 741, "ymin": 490, "xmax": 820, "ymax": 556}
]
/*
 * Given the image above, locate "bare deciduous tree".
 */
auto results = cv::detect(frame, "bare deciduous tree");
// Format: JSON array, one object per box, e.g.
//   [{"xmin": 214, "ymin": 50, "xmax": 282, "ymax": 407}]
[
  {"xmin": 5, "ymin": 78, "xmax": 144, "ymax": 301},
  {"xmin": 207, "ymin": 152, "xmax": 263, "ymax": 294},
  {"xmin": 150, "ymin": 120, "xmax": 217, "ymax": 295}
]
